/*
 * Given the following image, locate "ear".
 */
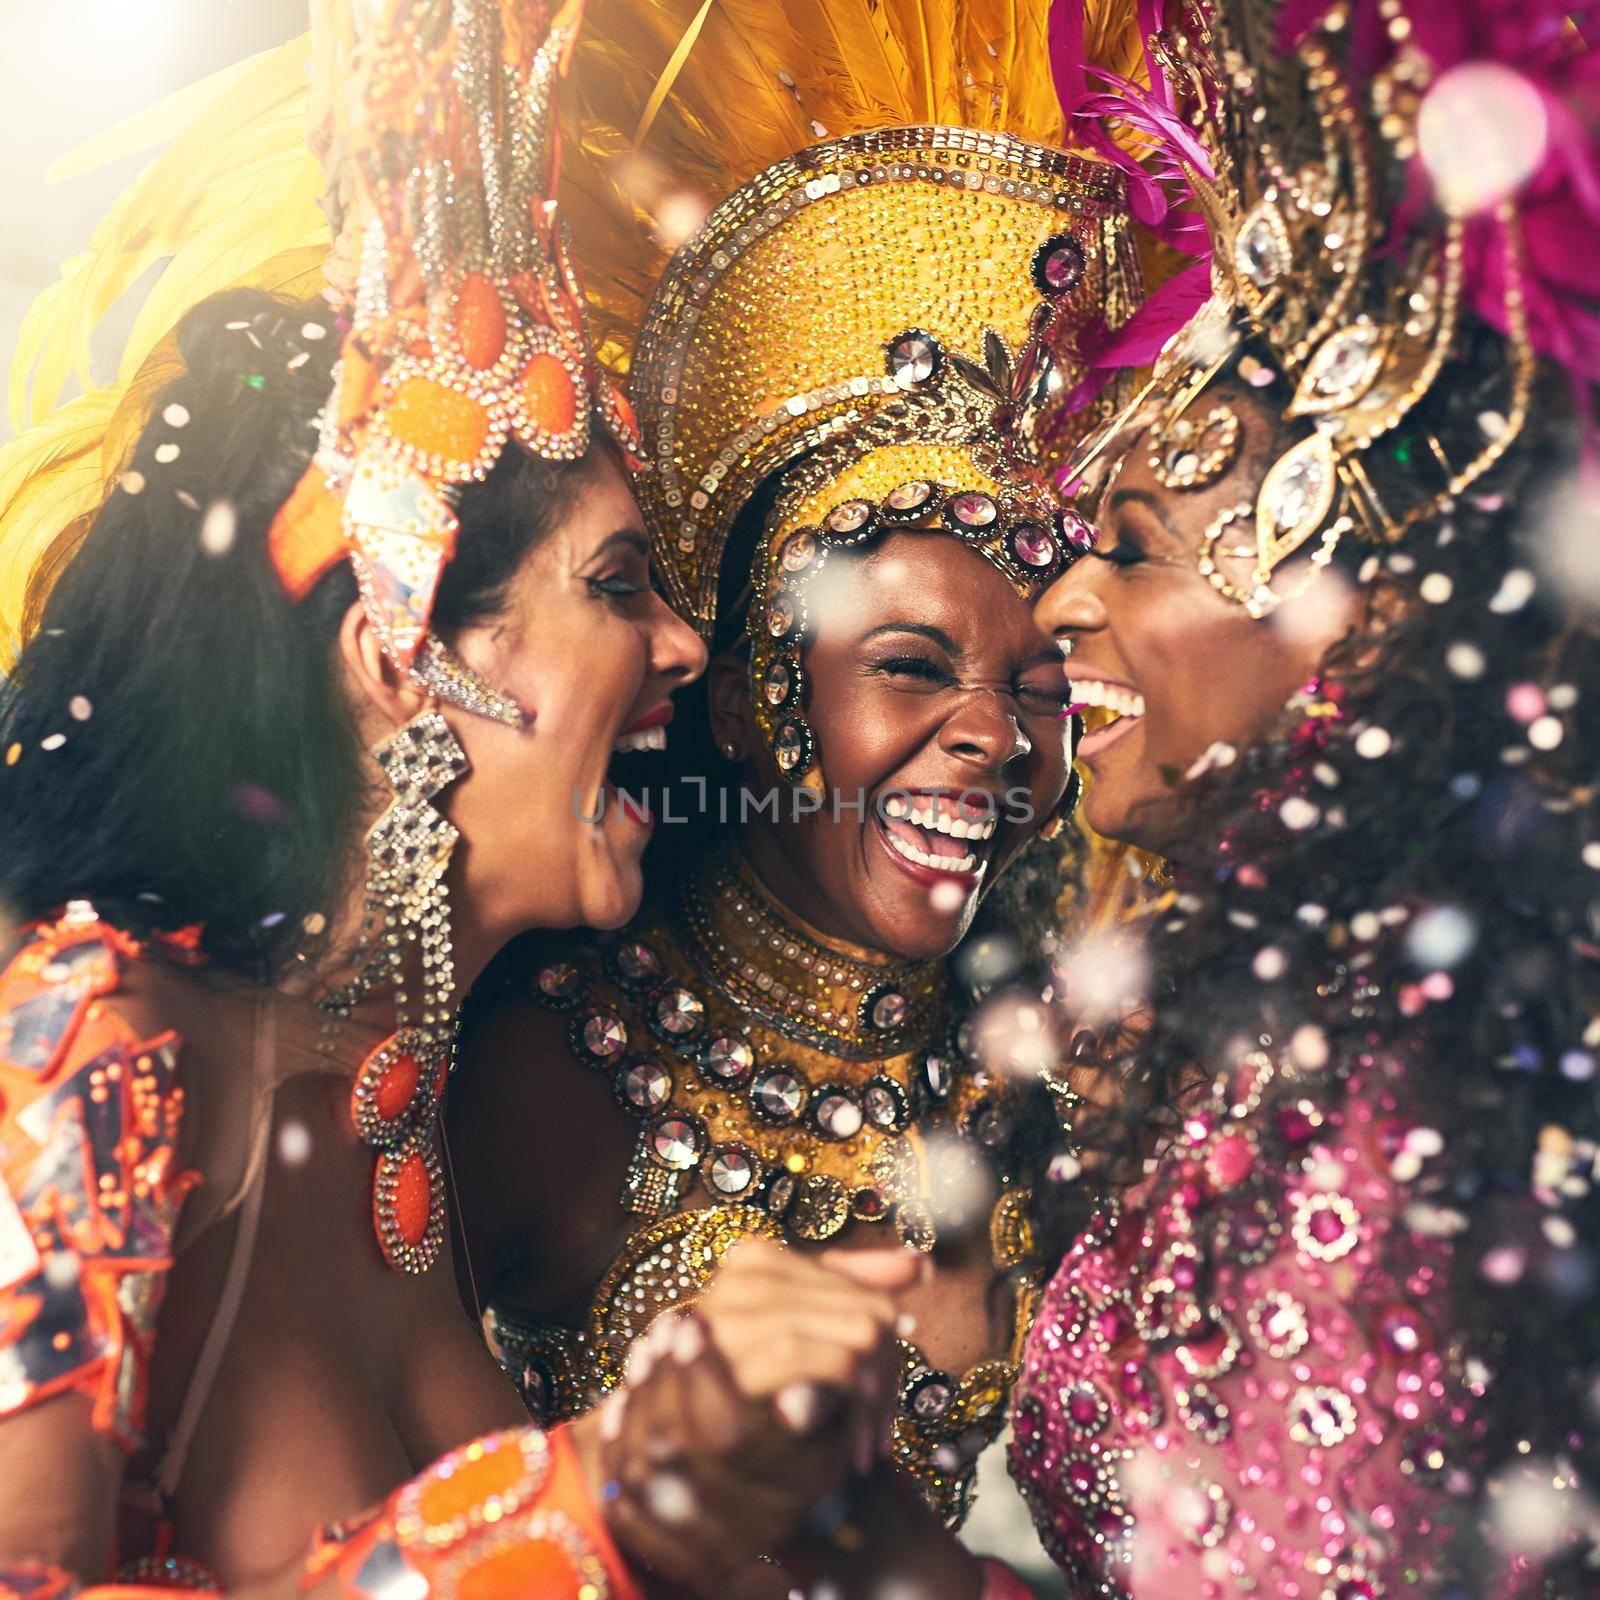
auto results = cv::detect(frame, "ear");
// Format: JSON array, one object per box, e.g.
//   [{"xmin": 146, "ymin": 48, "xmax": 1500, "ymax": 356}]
[
  {"xmin": 337, "ymin": 599, "xmax": 429, "ymax": 735},
  {"xmin": 706, "ymin": 651, "xmax": 759, "ymax": 759}
]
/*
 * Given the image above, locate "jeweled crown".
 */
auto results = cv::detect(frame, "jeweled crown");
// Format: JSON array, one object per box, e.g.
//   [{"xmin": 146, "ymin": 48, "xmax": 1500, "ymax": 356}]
[{"xmin": 1065, "ymin": 0, "xmax": 1563, "ymax": 617}]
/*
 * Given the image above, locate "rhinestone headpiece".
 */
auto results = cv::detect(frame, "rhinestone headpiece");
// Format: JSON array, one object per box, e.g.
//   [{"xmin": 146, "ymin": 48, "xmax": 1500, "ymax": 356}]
[
  {"xmin": 267, "ymin": 0, "xmax": 640, "ymax": 684},
  {"xmin": 630, "ymin": 125, "xmax": 1139, "ymax": 641},
  {"xmin": 1064, "ymin": 0, "xmax": 1563, "ymax": 618}
]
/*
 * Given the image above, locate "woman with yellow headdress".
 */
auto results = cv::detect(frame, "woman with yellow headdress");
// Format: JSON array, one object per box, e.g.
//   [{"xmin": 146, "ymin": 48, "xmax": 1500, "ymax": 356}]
[
  {"xmin": 0, "ymin": 2, "xmax": 923, "ymax": 1596},
  {"xmin": 447, "ymin": 0, "xmax": 1143, "ymax": 1589}
]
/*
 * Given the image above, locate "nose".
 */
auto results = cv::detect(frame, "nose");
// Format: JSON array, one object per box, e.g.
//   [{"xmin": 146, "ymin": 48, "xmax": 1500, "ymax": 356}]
[
  {"xmin": 648, "ymin": 594, "xmax": 710, "ymax": 685},
  {"xmin": 939, "ymin": 686, "xmax": 1032, "ymax": 772},
  {"xmin": 1035, "ymin": 563, "xmax": 1109, "ymax": 647}
]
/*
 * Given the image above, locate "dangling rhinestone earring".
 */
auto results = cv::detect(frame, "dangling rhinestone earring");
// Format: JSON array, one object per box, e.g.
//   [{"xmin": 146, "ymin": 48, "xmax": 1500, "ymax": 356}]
[{"xmin": 322, "ymin": 708, "xmax": 467, "ymax": 1274}]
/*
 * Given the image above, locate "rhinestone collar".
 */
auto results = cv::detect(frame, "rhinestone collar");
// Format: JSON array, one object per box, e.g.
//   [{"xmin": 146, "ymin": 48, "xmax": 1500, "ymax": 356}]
[{"xmin": 676, "ymin": 846, "xmax": 947, "ymax": 1063}]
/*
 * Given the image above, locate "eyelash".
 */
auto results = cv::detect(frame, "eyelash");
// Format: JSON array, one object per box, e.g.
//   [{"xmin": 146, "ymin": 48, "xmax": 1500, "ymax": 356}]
[
  {"xmin": 879, "ymin": 654, "xmax": 1071, "ymax": 706},
  {"xmin": 587, "ymin": 574, "xmax": 655, "ymax": 601},
  {"xmin": 1088, "ymin": 539, "xmax": 1146, "ymax": 568}
]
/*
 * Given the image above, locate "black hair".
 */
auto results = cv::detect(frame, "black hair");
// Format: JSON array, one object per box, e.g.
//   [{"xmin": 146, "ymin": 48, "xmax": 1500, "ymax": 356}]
[
  {"xmin": 1017, "ymin": 319, "xmax": 1600, "ymax": 1585},
  {"xmin": 0, "ymin": 286, "xmax": 611, "ymax": 977}
]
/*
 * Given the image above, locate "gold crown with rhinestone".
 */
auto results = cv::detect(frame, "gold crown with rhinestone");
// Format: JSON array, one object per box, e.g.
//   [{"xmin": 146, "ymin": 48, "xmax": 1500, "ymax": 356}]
[
  {"xmin": 630, "ymin": 125, "xmax": 1140, "ymax": 641},
  {"xmin": 1064, "ymin": 0, "xmax": 1545, "ymax": 618}
]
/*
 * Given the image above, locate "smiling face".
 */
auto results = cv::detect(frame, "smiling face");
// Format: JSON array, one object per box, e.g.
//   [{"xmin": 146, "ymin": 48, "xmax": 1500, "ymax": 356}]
[
  {"xmin": 439, "ymin": 454, "xmax": 708, "ymax": 935},
  {"xmin": 1035, "ymin": 383, "xmax": 1359, "ymax": 857},
  {"xmin": 712, "ymin": 530, "xmax": 1072, "ymax": 961}
]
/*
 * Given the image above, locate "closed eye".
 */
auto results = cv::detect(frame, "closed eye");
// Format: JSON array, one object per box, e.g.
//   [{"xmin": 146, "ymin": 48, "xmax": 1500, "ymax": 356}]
[
  {"xmin": 877, "ymin": 654, "xmax": 955, "ymax": 686},
  {"xmin": 1087, "ymin": 536, "xmax": 1146, "ymax": 569}
]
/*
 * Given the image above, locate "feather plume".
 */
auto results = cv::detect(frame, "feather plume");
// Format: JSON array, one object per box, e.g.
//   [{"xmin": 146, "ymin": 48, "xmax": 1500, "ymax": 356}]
[
  {"xmin": 9, "ymin": 37, "xmax": 324, "ymax": 432},
  {"xmin": 562, "ymin": 0, "xmax": 1145, "ymax": 369}
]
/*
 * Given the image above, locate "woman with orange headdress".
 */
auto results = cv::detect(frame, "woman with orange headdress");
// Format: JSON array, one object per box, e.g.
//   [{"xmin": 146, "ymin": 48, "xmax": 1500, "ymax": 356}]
[{"xmin": 0, "ymin": 4, "xmax": 920, "ymax": 1597}]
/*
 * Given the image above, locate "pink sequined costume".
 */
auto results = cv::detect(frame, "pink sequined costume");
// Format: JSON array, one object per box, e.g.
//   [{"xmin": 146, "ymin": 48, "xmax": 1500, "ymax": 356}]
[{"xmin": 1009, "ymin": 1048, "xmax": 1502, "ymax": 1598}]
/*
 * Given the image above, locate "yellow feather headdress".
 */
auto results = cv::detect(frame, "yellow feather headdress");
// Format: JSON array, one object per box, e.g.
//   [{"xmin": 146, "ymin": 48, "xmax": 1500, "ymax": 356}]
[{"xmin": 0, "ymin": 0, "xmax": 1147, "ymax": 660}]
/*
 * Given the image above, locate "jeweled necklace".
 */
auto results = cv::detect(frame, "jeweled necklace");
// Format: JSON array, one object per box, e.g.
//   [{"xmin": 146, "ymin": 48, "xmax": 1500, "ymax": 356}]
[
  {"xmin": 537, "ymin": 846, "xmax": 963, "ymax": 1248},
  {"xmin": 678, "ymin": 847, "xmax": 947, "ymax": 1058}
]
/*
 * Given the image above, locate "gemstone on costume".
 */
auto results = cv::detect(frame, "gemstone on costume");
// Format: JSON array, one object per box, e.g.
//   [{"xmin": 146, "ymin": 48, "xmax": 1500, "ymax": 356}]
[
  {"xmin": 773, "ymin": 721, "xmax": 810, "ymax": 774},
  {"xmin": 946, "ymin": 490, "xmax": 998, "ymax": 530},
  {"xmin": 653, "ymin": 985, "xmax": 705, "ymax": 1037},
  {"xmin": 1177, "ymin": 1382, "xmax": 1231, "ymax": 1442},
  {"xmin": 1059, "ymin": 507, "xmax": 1097, "ymax": 555},
  {"xmin": 789, "ymin": 1173, "xmax": 851, "ymax": 1239},
  {"xmin": 709, "ymin": 1143, "xmax": 757, "ymax": 1196},
  {"xmin": 451, "ymin": 271, "xmax": 508, "ymax": 370},
  {"xmin": 535, "ymin": 961, "xmax": 580, "ymax": 1002},
  {"xmin": 1288, "ymin": 1384, "xmax": 1359, "ymax": 1446},
  {"xmin": 1032, "ymin": 234, "xmax": 1086, "ymax": 296},
  {"xmin": 1234, "ymin": 199, "xmax": 1292, "ymax": 290},
  {"xmin": 517, "ymin": 351, "xmax": 580, "ymax": 438},
  {"xmin": 619, "ymin": 1057, "xmax": 672, "ymax": 1113},
  {"xmin": 648, "ymin": 1113, "xmax": 705, "ymax": 1171},
  {"xmin": 813, "ymin": 1088, "xmax": 865, "ymax": 1141},
  {"xmin": 613, "ymin": 940, "xmax": 662, "ymax": 985},
  {"xmin": 1260, "ymin": 433, "xmax": 1337, "ymax": 539},
  {"xmin": 1010, "ymin": 524, "xmax": 1059, "ymax": 568},
  {"xmin": 779, "ymin": 529, "xmax": 819, "ymax": 573},
  {"xmin": 862, "ymin": 1075, "xmax": 909, "ymax": 1131},
  {"xmin": 751, "ymin": 1066, "xmax": 807, "ymax": 1124},
  {"xmin": 886, "ymin": 479, "xmax": 937, "ymax": 516},
  {"xmin": 385, "ymin": 376, "xmax": 494, "ymax": 469},
  {"xmin": 1291, "ymin": 1189, "xmax": 1361, "ymax": 1261},
  {"xmin": 1294, "ymin": 320, "xmax": 1385, "ymax": 414},
  {"xmin": 700, "ymin": 1035, "xmax": 754, "ymax": 1083},
  {"xmin": 824, "ymin": 499, "xmax": 874, "ymax": 536},
  {"xmin": 763, "ymin": 659, "xmax": 795, "ymax": 708},
  {"xmin": 895, "ymin": 1199, "xmax": 937, "ymax": 1253},
  {"xmin": 577, "ymin": 1010, "xmax": 626, "ymax": 1062},
  {"xmin": 886, "ymin": 329, "xmax": 942, "ymax": 389},
  {"xmin": 1248, "ymin": 1290, "xmax": 1310, "ymax": 1357},
  {"xmin": 865, "ymin": 986, "xmax": 909, "ymax": 1031},
  {"xmin": 850, "ymin": 1186, "xmax": 889, "ymax": 1222},
  {"xmin": 765, "ymin": 1172, "xmax": 797, "ymax": 1218},
  {"xmin": 906, "ymin": 1370, "xmax": 955, "ymax": 1423},
  {"xmin": 921, "ymin": 1051, "xmax": 953, "ymax": 1100},
  {"xmin": 767, "ymin": 594, "xmax": 798, "ymax": 638},
  {"xmin": 392, "ymin": 1150, "xmax": 432, "ymax": 1246},
  {"xmin": 1062, "ymin": 1382, "xmax": 1109, "ymax": 1437},
  {"xmin": 1179, "ymin": 1479, "xmax": 1233, "ymax": 1548}
]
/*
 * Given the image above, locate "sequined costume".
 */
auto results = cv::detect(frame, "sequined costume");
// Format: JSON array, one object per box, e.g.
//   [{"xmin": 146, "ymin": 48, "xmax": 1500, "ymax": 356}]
[
  {"xmin": 490, "ymin": 845, "xmax": 1041, "ymax": 1524},
  {"xmin": 0, "ymin": 909, "xmax": 197, "ymax": 1450},
  {"xmin": 1008, "ymin": 0, "xmax": 1597, "ymax": 1595}
]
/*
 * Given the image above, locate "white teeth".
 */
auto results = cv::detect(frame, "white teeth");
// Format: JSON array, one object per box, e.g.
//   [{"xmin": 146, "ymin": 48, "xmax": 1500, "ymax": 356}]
[
  {"xmin": 896, "ymin": 800, "xmax": 997, "ymax": 840},
  {"xmin": 1072, "ymin": 679, "xmax": 1146, "ymax": 719},
  {"xmin": 882, "ymin": 826, "xmax": 978, "ymax": 874},
  {"xmin": 612, "ymin": 725, "xmax": 668, "ymax": 754}
]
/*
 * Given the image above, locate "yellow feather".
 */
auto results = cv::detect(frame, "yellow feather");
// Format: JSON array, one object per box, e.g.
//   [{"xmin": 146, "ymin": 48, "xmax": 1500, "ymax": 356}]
[
  {"xmin": 562, "ymin": 0, "xmax": 1117, "ymax": 373},
  {"xmin": 10, "ymin": 37, "xmax": 319, "ymax": 430},
  {"xmin": 0, "ymin": 390, "xmax": 119, "ymax": 660}
]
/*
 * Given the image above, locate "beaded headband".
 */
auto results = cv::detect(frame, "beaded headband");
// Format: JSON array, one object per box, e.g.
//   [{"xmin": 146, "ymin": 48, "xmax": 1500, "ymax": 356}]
[
  {"xmin": 266, "ymin": 0, "xmax": 641, "ymax": 718},
  {"xmin": 1060, "ymin": 0, "xmax": 1570, "ymax": 619}
]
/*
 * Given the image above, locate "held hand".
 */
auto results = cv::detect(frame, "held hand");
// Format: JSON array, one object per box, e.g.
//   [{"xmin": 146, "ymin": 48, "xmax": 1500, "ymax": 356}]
[{"xmin": 593, "ymin": 1241, "xmax": 920, "ymax": 1595}]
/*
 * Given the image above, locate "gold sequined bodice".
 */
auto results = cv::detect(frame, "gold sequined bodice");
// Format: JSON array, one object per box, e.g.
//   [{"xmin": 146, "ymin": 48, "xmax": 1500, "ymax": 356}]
[{"xmin": 485, "ymin": 847, "xmax": 1039, "ymax": 1525}]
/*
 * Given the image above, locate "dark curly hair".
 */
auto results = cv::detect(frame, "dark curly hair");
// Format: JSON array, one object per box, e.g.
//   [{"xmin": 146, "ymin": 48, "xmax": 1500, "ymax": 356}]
[
  {"xmin": 0, "ymin": 285, "xmax": 615, "ymax": 976},
  {"xmin": 1014, "ymin": 320, "xmax": 1600, "ymax": 1586}
]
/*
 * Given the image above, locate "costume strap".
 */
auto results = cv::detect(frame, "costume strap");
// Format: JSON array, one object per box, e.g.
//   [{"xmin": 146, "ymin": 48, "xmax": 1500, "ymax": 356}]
[{"xmin": 319, "ymin": 1423, "xmax": 643, "ymax": 1600}]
